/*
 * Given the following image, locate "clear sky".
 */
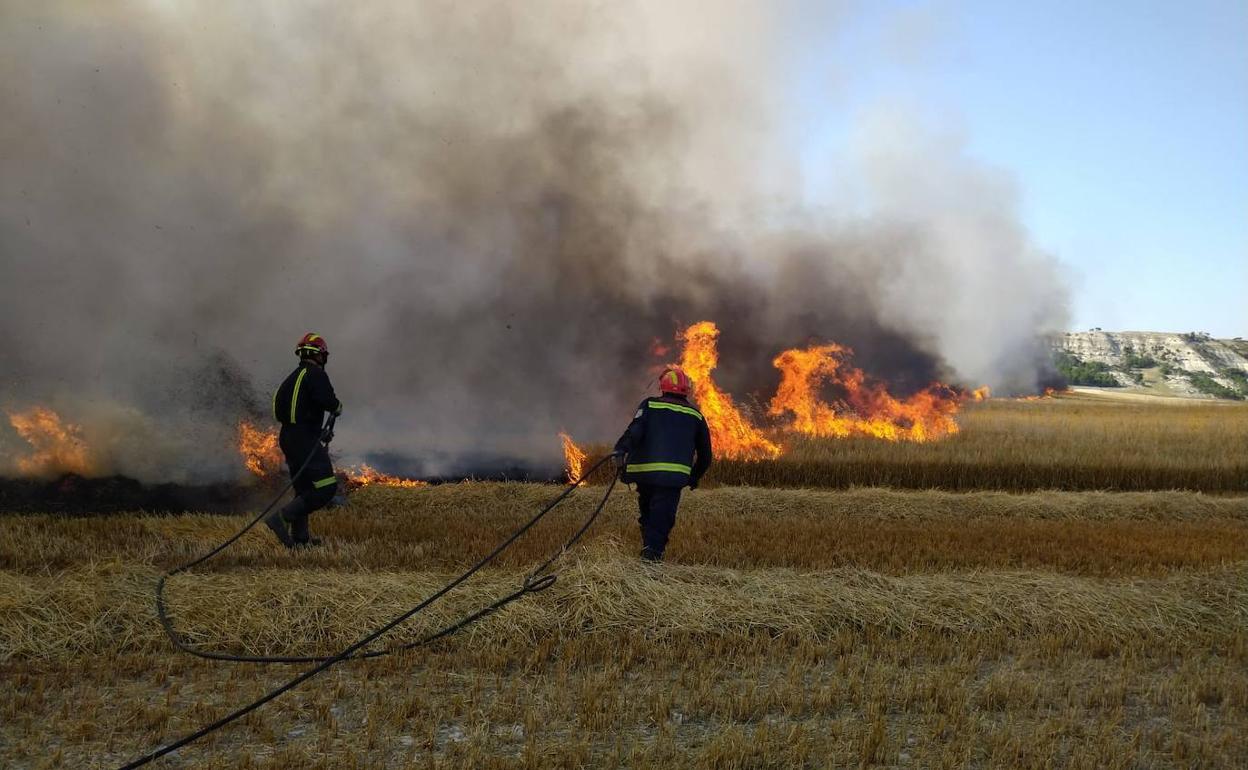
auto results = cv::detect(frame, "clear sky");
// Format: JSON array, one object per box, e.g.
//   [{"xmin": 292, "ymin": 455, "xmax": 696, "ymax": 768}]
[{"xmin": 789, "ymin": 0, "xmax": 1247, "ymax": 337}]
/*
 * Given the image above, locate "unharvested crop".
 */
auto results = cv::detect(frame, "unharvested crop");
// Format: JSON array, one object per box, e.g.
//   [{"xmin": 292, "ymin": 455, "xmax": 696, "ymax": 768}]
[{"xmin": 702, "ymin": 396, "xmax": 1248, "ymax": 492}]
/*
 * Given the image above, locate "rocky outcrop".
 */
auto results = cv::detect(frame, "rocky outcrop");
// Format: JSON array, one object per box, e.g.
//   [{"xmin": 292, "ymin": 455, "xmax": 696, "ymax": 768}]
[{"xmin": 1051, "ymin": 331, "xmax": 1248, "ymax": 398}]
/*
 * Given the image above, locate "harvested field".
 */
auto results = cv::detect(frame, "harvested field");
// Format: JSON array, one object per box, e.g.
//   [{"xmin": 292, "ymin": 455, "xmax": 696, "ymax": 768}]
[
  {"xmin": 4, "ymin": 556, "xmax": 1245, "ymax": 660},
  {"xmin": 4, "ymin": 485, "xmax": 1248, "ymax": 576},
  {"xmin": 2, "ymin": 482, "xmax": 1246, "ymax": 768}
]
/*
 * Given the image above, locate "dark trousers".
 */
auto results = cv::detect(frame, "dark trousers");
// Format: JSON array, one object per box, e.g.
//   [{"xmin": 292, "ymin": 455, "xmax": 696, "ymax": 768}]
[
  {"xmin": 636, "ymin": 483, "xmax": 682, "ymax": 559},
  {"xmin": 279, "ymin": 425, "xmax": 337, "ymax": 542}
]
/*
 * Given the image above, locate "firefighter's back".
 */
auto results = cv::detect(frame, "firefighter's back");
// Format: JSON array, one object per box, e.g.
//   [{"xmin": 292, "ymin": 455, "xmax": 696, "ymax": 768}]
[{"xmin": 625, "ymin": 395, "xmax": 706, "ymax": 487}]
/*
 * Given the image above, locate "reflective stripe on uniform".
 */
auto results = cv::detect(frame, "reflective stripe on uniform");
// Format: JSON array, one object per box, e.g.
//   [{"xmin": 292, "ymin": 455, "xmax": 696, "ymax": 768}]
[
  {"xmin": 289, "ymin": 367, "xmax": 308, "ymax": 423},
  {"xmin": 312, "ymin": 475, "xmax": 338, "ymax": 489},
  {"xmin": 272, "ymin": 387, "xmax": 279, "ymax": 422},
  {"xmin": 647, "ymin": 401, "xmax": 703, "ymax": 420},
  {"xmin": 626, "ymin": 462, "xmax": 692, "ymax": 475}
]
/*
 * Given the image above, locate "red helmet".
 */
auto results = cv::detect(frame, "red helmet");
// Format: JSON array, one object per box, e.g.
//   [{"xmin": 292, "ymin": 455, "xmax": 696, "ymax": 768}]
[
  {"xmin": 295, "ymin": 332, "xmax": 329, "ymax": 359},
  {"xmin": 658, "ymin": 366, "xmax": 692, "ymax": 397}
]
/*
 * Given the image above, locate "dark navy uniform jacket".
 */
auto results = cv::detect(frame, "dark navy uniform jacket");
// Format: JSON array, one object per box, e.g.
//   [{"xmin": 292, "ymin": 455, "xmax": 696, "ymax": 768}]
[
  {"xmin": 272, "ymin": 362, "xmax": 341, "ymax": 492},
  {"xmin": 614, "ymin": 394, "xmax": 713, "ymax": 488},
  {"xmin": 272, "ymin": 362, "xmax": 341, "ymax": 428}
]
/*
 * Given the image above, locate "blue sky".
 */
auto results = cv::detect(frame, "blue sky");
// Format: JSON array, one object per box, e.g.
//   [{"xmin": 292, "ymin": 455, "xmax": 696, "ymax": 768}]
[{"xmin": 788, "ymin": 0, "xmax": 1246, "ymax": 337}]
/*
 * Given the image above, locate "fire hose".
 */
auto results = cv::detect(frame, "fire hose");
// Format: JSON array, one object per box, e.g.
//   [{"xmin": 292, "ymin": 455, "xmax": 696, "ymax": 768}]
[{"xmin": 120, "ymin": 416, "xmax": 618, "ymax": 769}]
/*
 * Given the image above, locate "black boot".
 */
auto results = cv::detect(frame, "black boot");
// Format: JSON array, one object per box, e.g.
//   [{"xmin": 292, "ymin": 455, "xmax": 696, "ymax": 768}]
[
  {"xmin": 269, "ymin": 498, "xmax": 313, "ymax": 549},
  {"xmin": 640, "ymin": 546, "xmax": 663, "ymax": 563},
  {"xmin": 289, "ymin": 512, "xmax": 322, "ymax": 547},
  {"xmin": 263, "ymin": 510, "xmax": 295, "ymax": 547}
]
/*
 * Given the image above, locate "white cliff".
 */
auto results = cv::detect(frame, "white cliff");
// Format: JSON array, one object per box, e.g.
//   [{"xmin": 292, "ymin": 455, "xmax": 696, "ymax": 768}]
[{"xmin": 1051, "ymin": 331, "xmax": 1248, "ymax": 398}]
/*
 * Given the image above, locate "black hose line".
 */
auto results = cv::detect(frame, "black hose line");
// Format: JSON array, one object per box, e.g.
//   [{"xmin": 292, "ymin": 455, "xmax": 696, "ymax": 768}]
[
  {"xmin": 163, "ymin": 415, "xmax": 337, "ymax": 579},
  {"xmin": 119, "ymin": 429, "xmax": 617, "ymax": 769}
]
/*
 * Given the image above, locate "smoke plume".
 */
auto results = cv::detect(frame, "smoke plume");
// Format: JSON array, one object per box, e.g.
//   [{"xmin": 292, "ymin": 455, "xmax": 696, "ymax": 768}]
[{"xmin": 0, "ymin": 1, "xmax": 1067, "ymax": 480}]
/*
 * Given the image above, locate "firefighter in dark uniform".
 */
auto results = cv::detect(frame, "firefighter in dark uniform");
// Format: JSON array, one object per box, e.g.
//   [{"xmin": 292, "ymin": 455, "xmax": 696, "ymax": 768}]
[
  {"xmin": 614, "ymin": 366, "xmax": 713, "ymax": 562},
  {"xmin": 264, "ymin": 332, "xmax": 342, "ymax": 548}
]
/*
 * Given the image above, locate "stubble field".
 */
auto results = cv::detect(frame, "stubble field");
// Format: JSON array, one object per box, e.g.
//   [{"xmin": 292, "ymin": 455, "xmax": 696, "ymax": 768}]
[{"xmin": 2, "ymin": 395, "xmax": 1246, "ymax": 768}]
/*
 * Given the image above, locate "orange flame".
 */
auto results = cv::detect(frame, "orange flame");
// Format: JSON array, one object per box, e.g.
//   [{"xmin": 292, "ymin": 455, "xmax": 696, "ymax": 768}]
[
  {"xmin": 1016, "ymin": 386, "xmax": 1063, "ymax": 402},
  {"xmin": 767, "ymin": 345, "xmax": 856, "ymax": 438},
  {"xmin": 559, "ymin": 431, "xmax": 588, "ymax": 485},
  {"xmin": 236, "ymin": 420, "xmax": 423, "ymax": 488},
  {"xmin": 664, "ymin": 322, "xmax": 982, "ymax": 455},
  {"xmin": 6, "ymin": 406, "xmax": 95, "ymax": 477},
  {"xmin": 343, "ymin": 463, "xmax": 427, "ymax": 489},
  {"xmin": 768, "ymin": 345, "xmax": 963, "ymax": 442},
  {"xmin": 238, "ymin": 420, "xmax": 283, "ymax": 478},
  {"xmin": 678, "ymin": 321, "xmax": 782, "ymax": 460}
]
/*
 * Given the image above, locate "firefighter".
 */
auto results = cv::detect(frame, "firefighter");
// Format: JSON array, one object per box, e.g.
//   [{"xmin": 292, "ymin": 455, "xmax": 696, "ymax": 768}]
[
  {"xmin": 613, "ymin": 366, "xmax": 713, "ymax": 562},
  {"xmin": 264, "ymin": 332, "xmax": 342, "ymax": 548}
]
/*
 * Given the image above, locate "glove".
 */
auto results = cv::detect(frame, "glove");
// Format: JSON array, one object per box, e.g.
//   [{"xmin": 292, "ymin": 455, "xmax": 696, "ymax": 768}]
[
  {"xmin": 333, "ymin": 401, "xmax": 343, "ymax": 417},
  {"xmin": 611, "ymin": 450, "xmax": 627, "ymax": 477}
]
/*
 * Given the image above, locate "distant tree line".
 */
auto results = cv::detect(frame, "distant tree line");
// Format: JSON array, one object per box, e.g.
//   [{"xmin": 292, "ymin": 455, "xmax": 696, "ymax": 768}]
[{"xmin": 1053, "ymin": 351, "xmax": 1119, "ymax": 387}]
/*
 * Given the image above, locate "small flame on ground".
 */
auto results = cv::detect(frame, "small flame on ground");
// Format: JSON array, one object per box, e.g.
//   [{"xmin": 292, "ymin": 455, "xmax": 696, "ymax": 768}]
[
  {"xmin": 6, "ymin": 406, "xmax": 95, "ymax": 477},
  {"xmin": 1017, "ymin": 387, "xmax": 1063, "ymax": 402},
  {"xmin": 559, "ymin": 431, "xmax": 588, "ymax": 485},
  {"xmin": 343, "ymin": 463, "xmax": 427, "ymax": 489},
  {"xmin": 678, "ymin": 321, "xmax": 783, "ymax": 461},
  {"xmin": 236, "ymin": 420, "xmax": 424, "ymax": 488},
  {"xmin": 971, "ymin": 386, "xmax": 991, "ymax": 402},
  {"xmin": 238, "ymin": 420, "xmax": 283, "ymax": 478}
]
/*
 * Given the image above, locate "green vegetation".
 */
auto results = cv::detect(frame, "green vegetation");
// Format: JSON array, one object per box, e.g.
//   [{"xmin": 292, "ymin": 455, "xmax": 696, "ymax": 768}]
[
  {"xmin": 1121, "ymin": 346, "xmax": 1158, "ymax": 370},
  {"xmin": 1113, "ymin": 346, "xmax": 1155, "ymax": 385},
  {"xmin": 1053, "ymin": 351, "xmax": 1119, "ymax": 387},
  {"xmin": 1188, "ymin": 372, "xmax": 1244, "ymax": 400},
  {"xmin": 1220, "ymin": 368, "xmax": 1248, "ymax": 394}
]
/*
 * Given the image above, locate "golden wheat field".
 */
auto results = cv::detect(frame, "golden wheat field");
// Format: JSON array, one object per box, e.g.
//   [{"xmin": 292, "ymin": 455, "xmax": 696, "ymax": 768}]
[
  {"xmin": 2, "ymin": 397, "xmax": 1247, "ymax": 769},
  {"xmin": 706, "ymin": 394, "xmax": 1248, "ymax": 492}
]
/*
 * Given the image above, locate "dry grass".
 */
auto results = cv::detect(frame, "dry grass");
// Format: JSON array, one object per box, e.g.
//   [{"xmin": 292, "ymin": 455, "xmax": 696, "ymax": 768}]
[
  {"xmin": 3, "ymin": 485, "xmax": 1246, "ymax": 576},
  {"xmin": 6, "ymin": 631, "xmax": 1244, "ymax": 769},
  {"xmin": 2, "ymin": 548, "xmax": 1246, "ymax": 768},
  {"xmin": 3, "ymin": 553, "xmax": 1243, "ymax": 660},
  {"xmin": 2, "ymin": 480, "xmax": 1246, "ymax": 767},
  {"xmin": 705, "ymin": 396, "xmax": 1248, "ymax": 492}
]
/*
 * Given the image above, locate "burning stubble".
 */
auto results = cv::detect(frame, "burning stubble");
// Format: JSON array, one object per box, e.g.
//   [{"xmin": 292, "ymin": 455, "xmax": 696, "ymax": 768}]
[
  {"xmin": 563, "ymin": 321, "xmax": 996, "ymax": 466},
  {"xmin": 0, "ymin": 2, "xmax": 1068, "ymax": 481}
]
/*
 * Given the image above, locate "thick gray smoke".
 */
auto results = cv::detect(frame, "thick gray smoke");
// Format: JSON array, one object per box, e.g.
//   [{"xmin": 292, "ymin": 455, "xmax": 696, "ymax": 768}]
[{"xmin": 0, "ymin": 1, "xmax": 1067, "ymax": 480}]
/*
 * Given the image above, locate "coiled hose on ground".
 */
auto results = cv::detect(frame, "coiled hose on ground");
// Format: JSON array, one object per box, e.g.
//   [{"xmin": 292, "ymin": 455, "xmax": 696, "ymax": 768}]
[{"xmin": 119, "ymin": 418, "xmax": 618, "ymax": 768}]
